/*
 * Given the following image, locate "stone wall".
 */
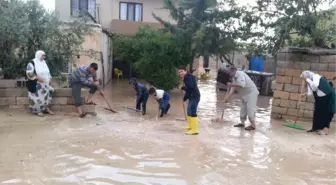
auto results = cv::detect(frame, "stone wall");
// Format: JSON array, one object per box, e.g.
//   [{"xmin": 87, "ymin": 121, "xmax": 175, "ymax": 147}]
[
  {"xmin": 271, "ymin": 47, "xmax": 336, "ymax": 121},
  {"xmin": 0, "ymin": 80, "xmax": 95, "ymax": 112}
]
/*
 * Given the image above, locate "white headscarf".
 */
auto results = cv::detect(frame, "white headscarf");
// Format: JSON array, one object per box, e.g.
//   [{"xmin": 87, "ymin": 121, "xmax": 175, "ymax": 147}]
[
  {"xmin": 300, "ymin": 70, "xmax": 316, "ymax": 80},
  {"xmin": 300, "ymin": 70, "xmax": 324, "ymax": 96},
  {"xmin": 33, "ymin": 50, "xmax": 51, "ymax": 84}
]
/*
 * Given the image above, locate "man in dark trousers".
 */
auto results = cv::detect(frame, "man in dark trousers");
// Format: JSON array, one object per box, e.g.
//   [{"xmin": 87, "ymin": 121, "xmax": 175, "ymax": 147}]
[
  {"xmin": 178, "ymin": 67, "xmax": 201, "ymax": 135},
  {"xmin": 129, "ymin": 78, "xmax": 149, "ymax": 115},
  {"xmin": 69, "ymin": 63, "xmax": 104, "ymax": 117}
]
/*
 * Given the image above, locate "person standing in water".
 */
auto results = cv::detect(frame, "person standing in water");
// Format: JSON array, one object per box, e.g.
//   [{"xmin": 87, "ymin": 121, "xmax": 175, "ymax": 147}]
[
  {"xmin": 300, "ymin": 71, "xmax": 335, "ymax": 135},
  {"xmin": 222, "ymin": 66, "xmax": 259, "ymax": 131},
  {"xmin": 178, "ymin": 67, "xmax": 201, "ymax": 135},
  {"xmin": 149, "ymin": 87, "xmax": 171, "ymax": 118},
  {"xmin": 69, "ymin": 63, "xmax": 104, "ymax": 117},
  {"xmin": 129, "ymin": 78, "xmax": 149, "ymax": 115}
]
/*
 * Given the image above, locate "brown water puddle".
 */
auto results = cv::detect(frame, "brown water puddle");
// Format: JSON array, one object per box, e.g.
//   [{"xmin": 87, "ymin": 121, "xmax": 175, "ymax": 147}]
[{"xmin": 0, "ymin": 80, "xmax": 335, "ymax": 185}]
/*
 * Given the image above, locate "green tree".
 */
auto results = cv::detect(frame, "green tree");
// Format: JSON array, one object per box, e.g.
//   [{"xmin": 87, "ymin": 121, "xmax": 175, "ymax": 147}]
[
  {"xmin": 0, "ymin": 0, "xmax": 91, "ymax": 79},
  {"xmin": 113, "ymin": 27, "xmax": 185, "ymax": 91},
  {"xmin": 153, "ymin": 0, "xmax": 259, "ymax": 67},
  {"xmin": 255, "ymin": 0, "xmax": 335, "ymax": 55}
]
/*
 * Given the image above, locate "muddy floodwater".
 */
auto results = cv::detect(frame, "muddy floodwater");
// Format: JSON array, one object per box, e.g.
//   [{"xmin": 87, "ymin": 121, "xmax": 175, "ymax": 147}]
[{"xmin": 0, "ymin": 80, "xmax": 335, "ymax": 185}]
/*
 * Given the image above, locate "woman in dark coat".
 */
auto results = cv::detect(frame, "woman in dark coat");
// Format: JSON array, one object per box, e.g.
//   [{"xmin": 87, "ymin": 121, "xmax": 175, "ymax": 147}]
[{"xmin": 300, "ymin": 71, "xmax": 335, "ymax": 135}]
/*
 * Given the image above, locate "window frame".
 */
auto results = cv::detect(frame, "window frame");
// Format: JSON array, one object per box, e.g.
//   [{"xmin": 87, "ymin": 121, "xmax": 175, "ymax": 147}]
[
  {"xmin": 119, "ymin": 2, "xmax": 143, "ymax": 22},
  {"xmin": 71, "ymin": 0, "xmax": 96, "ymax": 18}
]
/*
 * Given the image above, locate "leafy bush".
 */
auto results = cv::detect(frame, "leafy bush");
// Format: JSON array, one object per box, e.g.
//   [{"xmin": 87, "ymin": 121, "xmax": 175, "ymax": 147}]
[
  {"xmin": 113, "ymin": 26, "xmax": 188, "ymax": 91},
  {"xmin": 0, "ymin": 0, "xmax": 91, "ymax": 79}
]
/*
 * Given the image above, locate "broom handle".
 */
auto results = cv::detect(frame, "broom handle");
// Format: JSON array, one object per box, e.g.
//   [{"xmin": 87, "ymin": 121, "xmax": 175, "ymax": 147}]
[
  {"xmin": 181, "ymin": 90, "xmax": 187, "ymax": 120},
  {"xmin": 221, "ymin": 87, "xmax": 231, "ymax": 119},
  {"xmin": 296, "ymin": 80, "xmax": 305, "ymax": 123},
  {"xmin": 103, "ymin": 95, "xmax": 113, "ymax": 110}
]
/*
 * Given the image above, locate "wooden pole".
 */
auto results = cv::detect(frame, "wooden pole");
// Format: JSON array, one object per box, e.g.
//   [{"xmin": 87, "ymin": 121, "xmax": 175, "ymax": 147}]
[
  {"xmin": 181, "ymin": 90, "xmax": 187, "ymax": 120},
  {"xmin": 295, "ymin": 80, "xmax": 305, "ymax": 123}
]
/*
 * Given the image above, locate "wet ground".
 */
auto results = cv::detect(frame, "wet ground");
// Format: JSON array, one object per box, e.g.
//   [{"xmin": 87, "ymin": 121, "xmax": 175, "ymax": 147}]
[{"xmin": 0, "ymin": 79, "xmax": 335, "ymax": 185}]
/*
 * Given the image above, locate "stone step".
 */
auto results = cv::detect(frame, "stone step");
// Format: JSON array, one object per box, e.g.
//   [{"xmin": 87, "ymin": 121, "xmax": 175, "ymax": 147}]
[
  {"xmin": 0, "ymin": 80, "xmax": 17, "ymax": 88},
  {"xmin": 0, "ymin": 88, "xmax": 88, "ymax": 98},
  {"xmin": 1, "ymin": 104, "xmax": 95, "ymax": 113},
  {"xmin": 0, "ymin": 97, "xmax": 87, "ymax": 106}
]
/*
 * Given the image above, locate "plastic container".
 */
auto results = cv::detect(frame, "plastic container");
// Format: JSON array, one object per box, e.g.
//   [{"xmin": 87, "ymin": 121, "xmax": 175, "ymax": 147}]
[{"xmin": 249, "ymin": 56, "xmax": 264, "ymax": 72}]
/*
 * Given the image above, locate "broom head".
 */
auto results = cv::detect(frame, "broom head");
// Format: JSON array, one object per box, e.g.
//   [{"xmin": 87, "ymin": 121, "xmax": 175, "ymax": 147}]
[{"xmin": 283, "ymin": 122, "xmax": 306, "ymax": 130}]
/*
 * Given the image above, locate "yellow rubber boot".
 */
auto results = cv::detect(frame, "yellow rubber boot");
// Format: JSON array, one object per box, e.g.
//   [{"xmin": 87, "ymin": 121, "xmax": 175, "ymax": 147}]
[
  {"xmin": 184, "ymin": 116, "xmax": 191, "ymax": 130},
  {"xmin": 185, "ymin": 117, "xmax": 199, "ymax": 135}
]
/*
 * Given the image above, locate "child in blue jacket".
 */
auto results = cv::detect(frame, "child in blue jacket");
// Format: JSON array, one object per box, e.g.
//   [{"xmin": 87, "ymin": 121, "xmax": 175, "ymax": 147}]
[{"xmin": 129, "ymin": 78, "xmax": 149, "ymax": 115}]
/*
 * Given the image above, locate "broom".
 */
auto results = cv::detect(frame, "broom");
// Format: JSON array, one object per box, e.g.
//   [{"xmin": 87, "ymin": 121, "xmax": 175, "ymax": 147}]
[
  {"xmin": 121, "ymin": 106, "xmax": 143, "ymax": 112},
  {"xmin": 212, "ymin": 87, "xmax": 231, "ymax": 122},
  {"xmin": 283, "ymin": 80, "xmax": 306, "ymax": 130},
  {"xmin": 176, "ymin": 89, "xmax": 188, "ymax": 121},
  {"xmin": 102, "ymin": 95, "xmax": 118, "ymax": 113}
]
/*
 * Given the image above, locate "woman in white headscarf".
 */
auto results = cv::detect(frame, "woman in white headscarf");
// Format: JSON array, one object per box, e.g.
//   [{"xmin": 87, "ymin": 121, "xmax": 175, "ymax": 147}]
[
  {"xmin": 300, "ymin": 70, "xmax": 335, "ymax": 135},
  {"xmin": 26, "ymin": 50, "xmax": 54, "ymax": 117}
]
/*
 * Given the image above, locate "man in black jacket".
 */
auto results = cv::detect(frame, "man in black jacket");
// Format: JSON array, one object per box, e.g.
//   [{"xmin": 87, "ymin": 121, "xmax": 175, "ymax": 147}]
[{"xmin": 178, "ymin": 67, "xmax": 201, "ymax": 135}]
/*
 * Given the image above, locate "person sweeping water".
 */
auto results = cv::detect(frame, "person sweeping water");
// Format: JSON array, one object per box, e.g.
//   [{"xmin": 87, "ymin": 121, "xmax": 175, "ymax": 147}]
[
  {"xmin": 129, "ymin": 78, "xmax": 149, "ymax": 115},
  {"xmin": 300, "ymin": 71, "xmax": 335, "ymax": 135},
  {"xmin": 222, "ymin": 66, "xmax": 259, "ymax": 131},
  {"xmin": 69, "ymin": 63, "xmax": 104, "ymax": 117},
  {"xmin": 149, "ymin": 87, "xmax": 171, "ymax": 118},
  {"xmin": 178, "ymin": 67, "xmax": 201, "ymax": 135}
]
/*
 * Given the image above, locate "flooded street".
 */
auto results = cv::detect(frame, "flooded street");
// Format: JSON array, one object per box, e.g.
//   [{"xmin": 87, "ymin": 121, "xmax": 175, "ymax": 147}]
[{"xmin": 0, "ymin": 80, "xmax": 335, "ymax": 185}]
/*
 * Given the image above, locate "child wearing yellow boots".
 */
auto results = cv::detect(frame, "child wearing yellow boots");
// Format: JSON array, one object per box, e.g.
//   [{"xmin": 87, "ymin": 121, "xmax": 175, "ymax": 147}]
[{"xmin": 178, "ymin": 67, "xmax": 201, "ymax": 135}]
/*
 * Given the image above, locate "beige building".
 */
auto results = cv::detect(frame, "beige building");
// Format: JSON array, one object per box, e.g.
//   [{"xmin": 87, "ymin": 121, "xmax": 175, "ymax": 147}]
[
  {"xmin": 55, "ymin": 0, "xmax": 214, "ymax": 80},
  {"xmin": 55, "ymin": 0, "xmax": 173, "ymax": 35},
  {"xmin": 55, "ymin": 0, "xmax": 174, "ymax": 84}
]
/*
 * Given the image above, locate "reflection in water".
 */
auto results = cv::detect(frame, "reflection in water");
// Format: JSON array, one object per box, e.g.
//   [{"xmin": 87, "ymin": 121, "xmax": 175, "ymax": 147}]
[
  {"xmin": 0, "ymin": 79, "xmax": 335, "ymax": 185},
  {"xmin": 52, "ymin": 158, "xmax": 185, "ymax": 185}
]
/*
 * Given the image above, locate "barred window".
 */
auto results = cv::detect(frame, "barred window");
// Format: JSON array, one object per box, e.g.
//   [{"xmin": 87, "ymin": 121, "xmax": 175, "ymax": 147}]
[
  {"xmin": 71, "ymin": 0, "xmax": 96, "ymax": 18},
  {"xmin": 62, "ymin": 60, "xmax": 71, "ymax": 73}
]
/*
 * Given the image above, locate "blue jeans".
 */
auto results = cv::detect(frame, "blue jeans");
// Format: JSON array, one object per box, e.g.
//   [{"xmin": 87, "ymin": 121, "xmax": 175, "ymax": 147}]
[
  {"xmin": 136, "ymin": 93, "xmax": 149, "ymax": 114},
  {"xmin": 159, "ymin": 92, "xmax": 170, "ymax": 114},
  {"xmin": 187, "ymin": 98, "xmax": 199, "ymax": 117}
]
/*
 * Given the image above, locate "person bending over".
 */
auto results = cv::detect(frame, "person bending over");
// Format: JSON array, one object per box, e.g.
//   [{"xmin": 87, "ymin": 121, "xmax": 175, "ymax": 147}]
[
  {"xmin": 223, "ymin": 66, "xmax": 259, "ymax": 131},
  {"xmin": 149, "ymin": 87, "xmax": 171, "ymax": 118},
  {"xmin": 69, "ymin": 63, "xmax": 104, "ymax": 117},
  {"xmin": 129, "ymin": 78, "xmax": 149, "ymax": 115}
]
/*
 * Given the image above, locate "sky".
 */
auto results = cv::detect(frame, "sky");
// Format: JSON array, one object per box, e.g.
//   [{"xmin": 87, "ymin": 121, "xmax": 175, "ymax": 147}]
[{"xmin": 39, "ymin": 0, "xmax": 55, "ymax": 10}]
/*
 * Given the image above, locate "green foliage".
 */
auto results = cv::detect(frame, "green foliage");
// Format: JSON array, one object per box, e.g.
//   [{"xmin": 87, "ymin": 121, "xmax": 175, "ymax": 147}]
[
  {"xmin": 0, "ymin": 0, "xmax": 91, "ymax": 79},
  {"xmin": 113, "ymin": 27, "xmax": 185, "ymax": 91},
  {"xmin": 153, "ymin": 0, "xmax": 260, "ymax": 65},
  {"xmin": 255, "ymin": 0, "xmax": 336, "ymax": 54}
]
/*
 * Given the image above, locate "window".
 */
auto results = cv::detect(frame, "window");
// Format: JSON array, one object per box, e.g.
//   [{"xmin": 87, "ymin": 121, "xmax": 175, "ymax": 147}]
[
  {"xmin": 71, "ymin": 0, "xmax": 96, "ymax": 18},
  {"xmin": 119, "ymin": 2, "xmax": 143, "ymax": 21}
]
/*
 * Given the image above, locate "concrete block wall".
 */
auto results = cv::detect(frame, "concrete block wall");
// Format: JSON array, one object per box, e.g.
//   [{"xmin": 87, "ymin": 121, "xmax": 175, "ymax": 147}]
[
  {"xmin": 271, "ymin": 47, "xmax": 336, "ymax": 121},
  {"xmin": 0, "ymin": 80, "xmax": 95, "ymax": 112}
]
